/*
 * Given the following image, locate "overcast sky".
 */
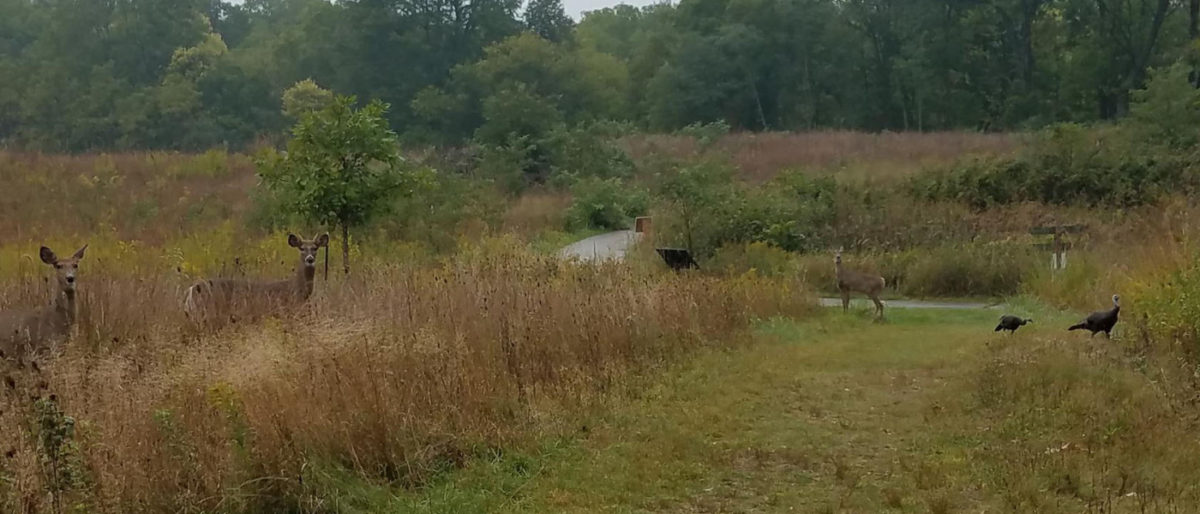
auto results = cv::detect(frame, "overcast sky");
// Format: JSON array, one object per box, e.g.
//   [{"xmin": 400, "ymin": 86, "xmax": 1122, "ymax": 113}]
[{"xmin": 567, "ymin": 0, "xmax": 661, "ymax": 20}]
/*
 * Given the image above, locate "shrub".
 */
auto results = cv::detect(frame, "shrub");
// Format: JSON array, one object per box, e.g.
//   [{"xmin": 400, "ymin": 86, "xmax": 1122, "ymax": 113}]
[
  {"xmin": 709, "ymin": 242, "xmax": 797, "ymax": 277},
  {"xmin": 901, "ymin": 243, "xmax": 1034, "ymax": 297},
  {"xmin": 653, "ymin": 163, "xmax": 838, "ymax": 257},
  {"xmin": 565, "ymin": 177, "xmax": 649, "ymax": 231},
  {"xmin": 1128, "ymin": 62, "xmax": 1200, "ymax": 150},
  {"xmin": 730, "ymin": 172, "xmax": 837, "ymax": 252},
  {"xmin": 677, "ymin": 120, "xmax": 730, "ymax": 148},
  {"xmin": 913, "ymin": 118, "xmax": 1200, "ymax": 209},
  {"xmin": 542, "ymin": 122, "xmax": 635, "ymax": 185}
]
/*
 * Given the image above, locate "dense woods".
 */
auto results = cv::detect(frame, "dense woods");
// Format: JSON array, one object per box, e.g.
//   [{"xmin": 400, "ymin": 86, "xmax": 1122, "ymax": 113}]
[{"xmin": 1, "ymin": 0, "xmax": 1196, "ymax": 152}]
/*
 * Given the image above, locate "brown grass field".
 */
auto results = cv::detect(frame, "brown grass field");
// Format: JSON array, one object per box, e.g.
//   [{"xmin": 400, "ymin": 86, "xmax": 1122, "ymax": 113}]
[
  {"xmin": 5, "ymin": 131, "xmax": 1200, "ymax": 512},
  {"xmin": 624, "ymin": 131, "xmax": 1019, "ymax": 183}
]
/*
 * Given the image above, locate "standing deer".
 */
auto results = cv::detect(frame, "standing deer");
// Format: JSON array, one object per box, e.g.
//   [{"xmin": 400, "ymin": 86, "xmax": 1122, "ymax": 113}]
[
  {"xmin": 0, "ymin": 245, "xmax": 88, "ymax": 366},
  {"xmin": 834, "ymin": 248, "xmax": 886, "ymax": 319},
  {"xmin": 184, "ymin": 233, "xmax": 328, "ymax": 325}
]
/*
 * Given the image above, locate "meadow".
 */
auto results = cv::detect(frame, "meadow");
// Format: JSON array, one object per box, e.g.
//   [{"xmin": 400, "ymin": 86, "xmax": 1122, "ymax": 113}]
[{"xmin": 4, "ymin": 127, "xmax": 1200, "ymax": 512}]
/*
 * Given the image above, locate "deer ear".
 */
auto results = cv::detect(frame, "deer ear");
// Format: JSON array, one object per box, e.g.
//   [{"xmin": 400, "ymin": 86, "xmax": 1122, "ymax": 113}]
[
  {"xmin": 287, "ymin": 233, "xmax": 301, "ymax": 248},
  {"xmin": 39, "ymin": 247, "xmax": 58, "ymax": 265},
  {"xmin": 314, "ymin": 233, "xmax": 330, "ymax": 247},
  {"xmin": 71, "ymin": 245, "xmax": 88, "ymax": 260}
]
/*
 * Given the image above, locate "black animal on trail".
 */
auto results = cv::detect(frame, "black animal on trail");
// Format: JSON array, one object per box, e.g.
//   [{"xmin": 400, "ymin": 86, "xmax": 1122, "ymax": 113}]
[
  {"xmin": 995, "ymin": 315, "xmax": 1032, "ymax": 334},
  {"xmin": 1068, "ymin": 294, "xmax": 1120, "ymax": 338}
]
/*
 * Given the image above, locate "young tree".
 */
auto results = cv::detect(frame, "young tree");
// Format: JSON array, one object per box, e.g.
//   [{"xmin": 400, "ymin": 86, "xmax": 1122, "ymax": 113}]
[
  {"xmin": 525, "ymin": 0, "xmax": 574, "ymax": 43},
  {"xmin": 281, "ymin": 78, "xmax": 334, "ymax": 120},
  {"xmin": 258, "ymin": 95, "xmax": 407, "ymax": 274}
]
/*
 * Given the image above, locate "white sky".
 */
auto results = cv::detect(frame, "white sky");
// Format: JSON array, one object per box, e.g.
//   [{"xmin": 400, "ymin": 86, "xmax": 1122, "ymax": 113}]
[
  {"xmin": 567, "ymin": 0, "xmax": 659, "ymax": 20},
  {"xmin": 227, "ymin": 0, "xmax": 663, "ymax": 25}
]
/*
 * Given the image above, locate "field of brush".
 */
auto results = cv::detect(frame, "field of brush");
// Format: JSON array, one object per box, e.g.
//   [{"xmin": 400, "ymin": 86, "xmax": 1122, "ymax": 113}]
[{"xmin": 4, "ymin": 130, "xmax": 1200, "ymax": 512}]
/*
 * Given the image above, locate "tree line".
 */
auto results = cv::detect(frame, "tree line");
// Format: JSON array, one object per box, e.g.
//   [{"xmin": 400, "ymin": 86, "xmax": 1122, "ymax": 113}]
[{"xmin": 1, "ymin": 0, "xmax": 1196, "ymax": 152}]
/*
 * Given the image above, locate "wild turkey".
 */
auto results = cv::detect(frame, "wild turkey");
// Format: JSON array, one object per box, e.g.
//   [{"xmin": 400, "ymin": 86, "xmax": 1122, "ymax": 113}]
[
  {"xmin": 1068, "ymin": 294, "xmax": 1120, "ymax": 338},
  {"xmin": 995, "ymin": 315, "xmax": 1032, "ymax": 334}
]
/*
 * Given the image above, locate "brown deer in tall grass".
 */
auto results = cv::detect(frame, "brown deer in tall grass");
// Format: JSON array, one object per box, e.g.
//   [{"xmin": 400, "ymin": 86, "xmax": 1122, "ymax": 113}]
[
  {"xmin": 835, "ymin": 248, "xmax": 885, "ymax": 319},
  {"xmin": 184, "ymin": 233, "xmax": 328, "ymax": 325},
  {"xmin": 0, "ymin": 245, "xmax": 88, "ymax": 366}
]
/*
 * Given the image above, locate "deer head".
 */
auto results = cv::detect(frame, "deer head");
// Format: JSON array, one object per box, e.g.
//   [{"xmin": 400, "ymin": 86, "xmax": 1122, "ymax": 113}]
[
  {"xmin": 288, "ymin": 233, "xmax": 329, "ymax": 270},
  {"xmin": 40, "ymin": 245, "xmax": 87, "ymax": 295}
]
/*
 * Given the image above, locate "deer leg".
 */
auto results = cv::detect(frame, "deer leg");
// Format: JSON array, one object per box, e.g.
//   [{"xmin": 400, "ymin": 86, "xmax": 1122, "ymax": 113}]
[
  {"xmin": 841, "ymin": 290, "xmax": 850, "ymax": 312},
  {"xmin": 871, "ymin": 294, "xmax": 884, "ymax": 319}
]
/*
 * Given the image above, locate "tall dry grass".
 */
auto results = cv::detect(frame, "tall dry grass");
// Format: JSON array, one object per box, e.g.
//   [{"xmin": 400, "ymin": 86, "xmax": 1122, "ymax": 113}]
[
  {"xmin": 625, "ymin": 131, "xmax": 1019, "ymax": 183},
  {"xmin": 0, "ymin": 237, "xmax": 814, "ymax": 512},
  {"xmin": 0, "ymin": 151, "xmax": 257, "ymax": 242}
]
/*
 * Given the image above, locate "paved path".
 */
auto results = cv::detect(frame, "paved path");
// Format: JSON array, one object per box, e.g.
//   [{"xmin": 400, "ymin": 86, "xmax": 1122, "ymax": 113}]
[
  {"xmin": 819, "ymin": 297, "xmax": 1001, "ymax": 310},
  {"xmin": 558, "ymin": 230, "xmax": 640, "ymax": 262}
]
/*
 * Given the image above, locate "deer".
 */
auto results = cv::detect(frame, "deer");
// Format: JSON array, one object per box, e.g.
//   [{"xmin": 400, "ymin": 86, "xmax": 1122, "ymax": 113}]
[
  {"xmin": 834, "ymin": 248, "xmax": 886, "ymax": 319},
  {"xmin": 183, "ymin": 233, "xmax": 328, "ymax": 325},
  {"xmin": 0, "ymin": 245, "xmax": 88, "ymax": 367}
]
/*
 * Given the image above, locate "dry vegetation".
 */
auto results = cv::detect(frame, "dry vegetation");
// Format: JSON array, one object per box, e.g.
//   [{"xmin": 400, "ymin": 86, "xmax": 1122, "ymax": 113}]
[
  {"xmin": 0, "ymin": 151, "xmax": 257, "ymax": 241},
  {"xmin": 0, "ymin": 235, "xmax": 813, "ymax": 512},
  {"xmin": 624, "ymin": 131, "xmax": 1019, "ymax": 183},
  {"xmin": 6, "ymin": 130, "xmax": 1200, "ymax": 512}
]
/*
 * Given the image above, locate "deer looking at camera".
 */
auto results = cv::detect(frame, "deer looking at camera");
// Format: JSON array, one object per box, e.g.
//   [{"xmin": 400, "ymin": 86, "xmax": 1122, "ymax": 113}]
[
  {"xmin": 834, "ymin": 248, "xmax": 886, "ymax": 319},
  {"xmin": 0, "ymin": 245, "xmax": 88, "ymax": 366},
  {"xmin": 184, "ymin": 233, "xmax": 328, "ymax": 325}
]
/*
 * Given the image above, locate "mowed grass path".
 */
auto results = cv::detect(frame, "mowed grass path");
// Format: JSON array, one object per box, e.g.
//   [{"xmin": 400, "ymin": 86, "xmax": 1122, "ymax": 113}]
[
  {"xmin": 513, "ymin": 309, "xmax": 1006, "ymax": 513},
  {"xmin": 334, "ymin": 304, "xmax": 1200, "ymax": 513},
  {"xmin": 344, "ymin": 307, "xmax": 1051, "ymax": 513}
]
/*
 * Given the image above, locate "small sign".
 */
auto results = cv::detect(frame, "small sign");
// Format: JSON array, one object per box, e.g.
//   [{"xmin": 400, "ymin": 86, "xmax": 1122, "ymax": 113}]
[{"xmin": 1030, "ymin": 224, "xmax": 1086, "ymax": 270}]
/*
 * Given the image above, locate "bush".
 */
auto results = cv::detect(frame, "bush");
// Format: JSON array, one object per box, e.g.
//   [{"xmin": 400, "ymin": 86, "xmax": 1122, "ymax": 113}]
[
  {"xmin": 565, "ymin": 177, "xmax": 649, "ymax": 231},
  {"xmin": 677, "ymin": 120, "xmax": 730, "ymax": 148},
  {"xmin": 709, "ymin": 242, "xmax": 797, "ymax": 277},
  {"xmin": 730, "ymin": 172, "xmax": 837, "ymax": 252},
  {"xmin": 1135, "ymin": 258, "xmax": 1200, "ymax": 358},
  {"xmin": 1129, "ymin": 62, "xmax": 1200, "ymax": 149},
  {"xmin": 796, "ymin": 244, "xmax": 1034, "ymax": 298},
  {"xmin": 900, "ymin": 243, "xmax": 1034, "ymax": 297},
  {"xmin": 542, "ymin": 122, "xmax": 635, "ymax": 185},
  {"xmin": 653, "ymin": 164, "xmax": 837, "ymax": 257},
  {"xmin": 913, "ymin": 114, "xmax": 1200, "ymax": 209},
  {"xmin": 475, "ymin": 122, "xmax": 635, "ymax": 192}
]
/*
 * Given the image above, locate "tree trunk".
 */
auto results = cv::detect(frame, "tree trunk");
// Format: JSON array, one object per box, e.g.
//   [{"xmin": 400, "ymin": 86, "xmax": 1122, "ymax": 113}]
[
  {"xmin": 1019, "ymin": 0, "xmax": 1041, "ymax": 85},
  {"xmin": 1191, "ymin": 0, "xmax": 1199, "ymax": 86},
  {"xmin": 1192, "ymin": 0, "xmax": 1199, "ymax": 40},
  {"xmin": 341, "ymin": 223, "xmax": 350, "ymax": 275}
]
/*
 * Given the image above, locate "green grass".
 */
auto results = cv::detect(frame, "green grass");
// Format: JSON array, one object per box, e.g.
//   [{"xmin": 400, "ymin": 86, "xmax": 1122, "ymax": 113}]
[{"xmin": 306, "ymin": 304, "xmax": 1200, "ymax": 512}]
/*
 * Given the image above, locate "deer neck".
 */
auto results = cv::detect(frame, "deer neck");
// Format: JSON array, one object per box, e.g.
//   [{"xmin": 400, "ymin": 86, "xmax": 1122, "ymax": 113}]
[
  {"xmin": 54, "ymin": 288, "xmax": 77, "ymax": 326},
  {"xmin": 835, "ymin": 260, "xmax": 844, "ymax": 278},
  {"xmin": 295, "ymin": 263, "xmax": 316, "ymax": 300}
]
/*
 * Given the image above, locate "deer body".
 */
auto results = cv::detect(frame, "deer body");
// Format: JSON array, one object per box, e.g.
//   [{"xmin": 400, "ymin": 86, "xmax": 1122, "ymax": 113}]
[
  {"xmin": 835, "ymin": 250, "xmax": 886, "ymax": 319},
  {"xmin": 184, "ymin": 233, "xmax": 328, "ymax": 325},
  {"xmin": 0, "ymin": 245, "xmax": 87, "ymax": 364}
]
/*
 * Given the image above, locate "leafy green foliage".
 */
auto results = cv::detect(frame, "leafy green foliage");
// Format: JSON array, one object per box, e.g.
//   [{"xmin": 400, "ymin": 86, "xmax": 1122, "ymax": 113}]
[
  {"xmin": 1128, "ymin": 62, "xmax": 1200, "ymax": 149},
  {"xmin": 0, "ymin": 0, "xmax": 1196, "ymax": 149},
  {"xmin": 258, "ymin": 95, "xmax": 413, "ymax": 271},
  {"xmin": 281, "ymin": 79, "xmax": 334, "ymax": 121},
  {"xmin": 34, "ymin": 396, "xmax": 89, "ymax": 511},
  {"xmin": 911, "ymin": 122, "xmax": 1200, "ymax": 208},
  {"xmin": 565, "ymin": 177, "xmax": 649, "ymax": 231},
  {"xmin": 525, "ymin": 0, "xmax": 574, "ymax": 43},
  {"xmin": 655, "ymin": 164, "xmax": 836, "ymax": 256}
]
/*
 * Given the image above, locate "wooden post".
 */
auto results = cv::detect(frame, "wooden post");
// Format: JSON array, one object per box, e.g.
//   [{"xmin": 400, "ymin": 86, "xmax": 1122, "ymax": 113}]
[{"xmin": 634, "ymin": 216, "xmax": 652, "ymax": 236}]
